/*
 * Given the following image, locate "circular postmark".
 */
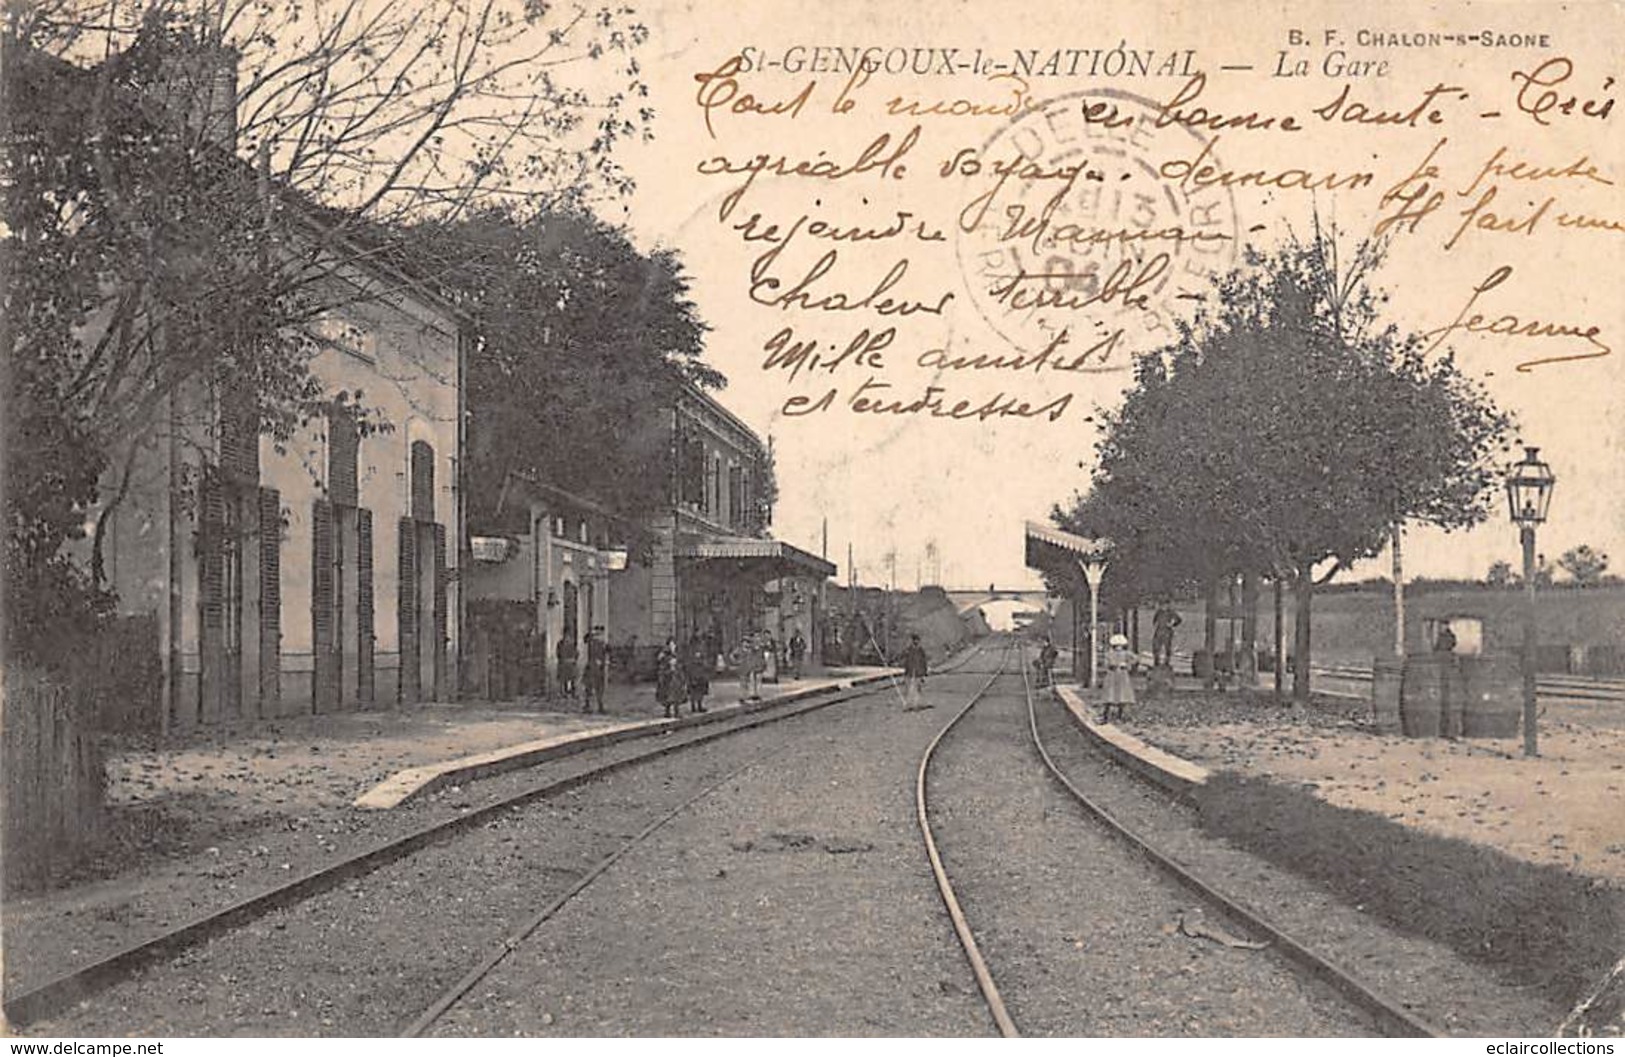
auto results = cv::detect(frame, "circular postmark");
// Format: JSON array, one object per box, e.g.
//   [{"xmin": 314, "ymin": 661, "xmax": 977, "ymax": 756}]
[{"xmin": 952, "ymin": 88, "xmax": 1242, "ymax": 362}]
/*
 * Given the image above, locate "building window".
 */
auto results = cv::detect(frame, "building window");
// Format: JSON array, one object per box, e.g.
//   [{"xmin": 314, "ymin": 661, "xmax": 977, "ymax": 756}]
[
  {"xmin": 328, "ymin": 404, "xmax": 359, "ymax": 508},
  {"xmin": 679, "ymin": 434, "xmax": 706, "ymax": 509},
  {"xmin": 728, "ymin": 464, "xmax": 744, "ymax": 528},
  {"xmin": 410, "ymin": 440, "xmax": 434, "ymax": 523}
]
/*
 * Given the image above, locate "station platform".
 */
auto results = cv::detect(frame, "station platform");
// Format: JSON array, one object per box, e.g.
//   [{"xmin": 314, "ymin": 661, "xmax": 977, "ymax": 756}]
[
  {"xmin": 104, "ymin": 665, "xmax": 901, "ymax": 821},
  {"xmin": 352, "ymin": 667, "xmax": 902, "ymax": 809},
  {"xmin": 1051, "ymin": 678, "xmax": 1625, "ymax": 885}
]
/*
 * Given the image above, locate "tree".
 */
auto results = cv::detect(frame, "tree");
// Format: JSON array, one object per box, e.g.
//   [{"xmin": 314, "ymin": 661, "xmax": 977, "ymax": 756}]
[
  {"xmin": 4, "ymin": 1, "xmax": 650, "ymax": 666},
  {"xmin": 1557, "ymin": 545, "xmax": 1608, "ymax": 587},
  {"xmin": 1087, "ymin": 227, "xmax": 1512, "ymax": 700},
  {"xmin": 404, "ymin": 209, "xmax": 719, "ymax": 538},
  {"xmin": 1486, "ymin": 560, "xmax": 1517, "ymax": 588}
]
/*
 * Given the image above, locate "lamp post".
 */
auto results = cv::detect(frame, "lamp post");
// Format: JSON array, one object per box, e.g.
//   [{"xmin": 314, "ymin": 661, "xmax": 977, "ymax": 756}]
[
  {"xmin": 1078, "ymin": 557, "xmax": 1106, "ymax": 688},
  {"xmin": 1506, "ymin": 446, "xmax": 1556, "ymax": 758}
]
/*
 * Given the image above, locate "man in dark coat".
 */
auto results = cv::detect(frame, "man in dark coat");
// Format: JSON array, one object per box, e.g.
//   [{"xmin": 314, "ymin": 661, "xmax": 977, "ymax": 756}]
[
  {"xmin": 787, "ymin": 628, "xmax": 807, "ymax": 680},
  {"xmin": 1151, "ymin": 602, "xmax": 1182, "ymax": 669},
  {"xmin": 583, "ymin": 626, "xmax": 609, "ymax": 713},
  {"xmin": 901, "ymin": 633, "xmax": 930, "ymax": 711},
  {"xmin": 555, "ymin": 632, "xmax": 579, "ymax": 702}
]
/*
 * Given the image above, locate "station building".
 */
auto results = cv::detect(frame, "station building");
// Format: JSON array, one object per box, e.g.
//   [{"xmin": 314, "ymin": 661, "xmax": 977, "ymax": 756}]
[
  {"xmin": 91, "ymin": 249, "xmax": 467, "ymax": 725},
  {"xmin": 46, "ymin": 41, "xmax": 469, "ymax": 726},
  {"xmin": 464, "ymin": 384, "xmax": 833, "ymax": 693}
]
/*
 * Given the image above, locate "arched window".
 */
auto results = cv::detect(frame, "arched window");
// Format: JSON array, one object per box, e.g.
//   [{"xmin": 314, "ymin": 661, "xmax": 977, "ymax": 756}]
[
  {"xmin": 410, "ymin": 440, "xmax": 434, "ymax": 523},
  {"xmin": 329, "ymin": 404, "xmax": 359, "ymax": 508}
]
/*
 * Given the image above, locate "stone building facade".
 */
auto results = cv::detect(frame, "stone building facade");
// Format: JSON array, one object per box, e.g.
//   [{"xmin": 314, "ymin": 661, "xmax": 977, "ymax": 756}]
[
  {"xmin": 95, "ymin": 261, "xmax": 465, "ymax": 724},
  {"xmin": 464, "ymin": 384, "xmax": 833, "ymax": 693}
]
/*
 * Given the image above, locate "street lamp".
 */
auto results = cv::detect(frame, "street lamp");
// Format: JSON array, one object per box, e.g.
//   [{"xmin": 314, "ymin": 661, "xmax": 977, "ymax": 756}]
[
  {"xmin": 1506, "ymin": 445, "xmax": 1556, "ymax": 758},
  {"xmin": 1078, "ymin": 557, "xmax": 1106, "ymax": 688}
]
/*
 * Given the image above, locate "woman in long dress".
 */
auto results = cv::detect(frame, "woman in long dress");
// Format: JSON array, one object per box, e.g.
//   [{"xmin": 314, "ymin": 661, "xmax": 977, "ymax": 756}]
[
  {"xmin": 684, "ymin": 636, "xmax": 711, "ymax": 714},
  {"xmin": 656, "ymin": 637, "xmax": 683, "ymax": 719},
  {"xmin": 1101, "ymin": 632, "xmax": 1136, "ymax": 723}
]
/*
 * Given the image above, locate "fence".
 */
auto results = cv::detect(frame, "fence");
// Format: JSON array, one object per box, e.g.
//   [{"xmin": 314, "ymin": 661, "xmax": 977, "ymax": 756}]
[{"xmin": 3, "ymin": 669, "xmax": 104, "ymax": 893}]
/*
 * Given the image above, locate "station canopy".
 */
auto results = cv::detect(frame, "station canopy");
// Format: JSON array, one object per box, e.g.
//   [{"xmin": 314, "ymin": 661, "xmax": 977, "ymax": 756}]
[
  {"xmin": 675, "ymin": 533, "xmax": 837, "ymax": 580},
  {"xmin": 1024, "ymin": 521, "xmax": 1111, "ymax": 573}
]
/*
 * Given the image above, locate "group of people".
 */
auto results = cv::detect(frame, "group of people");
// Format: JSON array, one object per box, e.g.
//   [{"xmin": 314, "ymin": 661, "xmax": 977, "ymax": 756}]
[
  {"xmin": 555, "ymin": 615, "xmax": 1155, "ymax": 723},
  {"xmin": 652, "ymin": 626, "xmax": 812, "ymax": 718},
  {"xmin": 554, "ymin": 625, "xmax": 610, "ymax": 713},
  {"xmin": 654, "ymin": 635, "xmax": 716, "ymax": 719}
]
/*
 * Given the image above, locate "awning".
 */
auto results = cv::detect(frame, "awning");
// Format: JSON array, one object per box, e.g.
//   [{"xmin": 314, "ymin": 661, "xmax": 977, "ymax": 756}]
[
  {"xmin": 1024, "ymin": 521, "xmax": 1111, "ymax": 568},
  {"xmin": 676, "ymin": 534, "xmax": 837, "ymax": 579}
]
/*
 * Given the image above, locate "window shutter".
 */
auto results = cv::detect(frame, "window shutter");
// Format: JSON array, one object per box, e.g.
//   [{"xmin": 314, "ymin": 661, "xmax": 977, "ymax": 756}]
[
  {"xmin": 198, "ymin": 469, "xmax": 225, "ymax": 721},
  {"xmin": 312, "ymin": 499, "xmax": 334, "ymax": 713},
  {"xmin": 329, "ymin": 406, "xmax": 359, "ymax": 508},
  {"xmin": 432, "ymin": 522, "xmax": 448, "ymax": 700},
  {"xmin": 356, "ymin": 507, "xmax": 374, "ymax": 706},
  {"xmin": 258, "ymin": 486, "xmax": 281, "ymax": 710},
  {"xmin": 398, "ymin": 518, "xmax": 419, "ymax": 702},
  {"xmin": 410, "ymin": 441, "xmax": 434, "ymax": 523},
  {"xmin": 220, "ymin": 391, "xmax": 259, "ymax": 485}
]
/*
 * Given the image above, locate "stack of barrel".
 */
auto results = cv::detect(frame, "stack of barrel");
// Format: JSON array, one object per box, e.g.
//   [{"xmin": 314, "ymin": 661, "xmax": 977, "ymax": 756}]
[{"xmin": 1374, "ymin": 654, "xmax": 1520, "ymax": 738}]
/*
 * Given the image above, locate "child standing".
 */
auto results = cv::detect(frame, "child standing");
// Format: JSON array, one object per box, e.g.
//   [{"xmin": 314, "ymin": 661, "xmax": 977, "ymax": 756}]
[{"xmin": 1100, "ymin": 633, "xmax": 1136, "ymax": 723}]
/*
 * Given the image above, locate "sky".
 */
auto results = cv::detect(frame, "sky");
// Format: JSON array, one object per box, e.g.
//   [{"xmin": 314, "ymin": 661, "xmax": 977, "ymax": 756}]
[{"xmin": 597, "ymin": 0, "xmax": 1622, "ymax": 590}]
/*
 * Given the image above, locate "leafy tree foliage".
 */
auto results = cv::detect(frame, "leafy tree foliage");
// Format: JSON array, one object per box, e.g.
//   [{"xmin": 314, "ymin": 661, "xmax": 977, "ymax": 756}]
[
  {"xmin": 1486, "ymin": 560, "xmax": 1517, "ymax": 589},
  {"xmin": 404, "ymin": 210, "xmax": 720, "ymax": 538},
  {"xmin": 1557, "ymin": 545, "xmax": 1609, "ymax": 587},
  {"xmin": 1080, "ymin": 227, "xmax": 1512, "ymax": 698},
  {"xmin": 4, "ymin": 0, "xmax": 651, "ymax": 666}
]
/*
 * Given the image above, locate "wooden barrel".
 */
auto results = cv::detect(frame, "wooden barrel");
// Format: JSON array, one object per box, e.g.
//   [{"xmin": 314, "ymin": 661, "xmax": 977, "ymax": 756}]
[
  {"xmin": 1460, "ymin": 654, "xmax": 1521, "ymax": 738},
  {"xmin": 1371, "ymin": 656, "xmax": 1403, "ymax": 734},
  {"xmin": 1399, "ymin": 655, "xmax": 1445, "ymax": 737}
]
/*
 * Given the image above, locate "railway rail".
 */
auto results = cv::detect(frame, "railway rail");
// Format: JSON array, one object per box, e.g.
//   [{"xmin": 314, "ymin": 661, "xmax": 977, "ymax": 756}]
[
  {"xmin": 1018, "ymin": 645, "xmax": 1441, "ymax": 1037},
  {"xmin": 4, "ymin": 647, "xmax": 982, "ymax": 1031},
  {"xmin": 914, "ymin": 638, "xmax": 1443, "ymax": 1037}
]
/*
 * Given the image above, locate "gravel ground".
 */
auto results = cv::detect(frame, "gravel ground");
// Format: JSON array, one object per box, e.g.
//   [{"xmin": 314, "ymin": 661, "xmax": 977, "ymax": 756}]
[
  {"xmin": 1121, "ymin": 694, "xmax": 1625, "ymax": 884},
  {"xmin": 1030, "ymin": 690, "xmax": 1567, "ymax": 1035},
  {"xmin": 3, "ymin": 686, "xmax": 874, "ymax": 1011},
  {"xmin": 430, "ymin": 665, "xmax": 999, "ymax": 1037},
  {"xmin": 927, "ymin": 674, "xmax": 1368, "ymax": 1037},
  {"xmin": 4, "ymin": 672, "xmax": 883, "ymax": 996},
  {"xmin": 20, "ymin": 661, "xmax": 981, "ymax": 1037},
  {"xmin": 23, "ymin": 697, "xmax": 860, "ymax": 1036}
]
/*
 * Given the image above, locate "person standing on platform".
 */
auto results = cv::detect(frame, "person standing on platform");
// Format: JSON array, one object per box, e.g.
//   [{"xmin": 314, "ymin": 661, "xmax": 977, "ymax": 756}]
[
  {"xmin": 1151, "ymin": 602, "xmax": 1182, "ymax": 669},
  {"xmin": 1037, "ymin": 637, "xmax": 1059, "ymax": 687},
  {"xmin": 657, "ymin": 636, "xmax": 683, "ymax": 719},
  {"xmin": 787, "ymin": 628, "xmax": 807, "ymax": 680},
  {"xmin": 685, "ymin": 635, "xmax": 711, "ymax": 714},
  {"xmin": 1434, "ymin": 621, "xmax": 1461, "ymax": 738},
  {"xmin": 901, "ymin": 633, "xmax": 930, "ymax": 711},
  {"xmin": 734, "ymin": 632, "xmax": 765, "ymax": 703},
  {"xmin": 583, "ymin": 626, "xmax": 609, "ymax": 713},
  {"xmin": 1101, "ymin": 633, "xmax": 1136, "ymax": 723},
  {"xmin": 556, "ymin": 632, "xmax": 579, "ymax": 704}
]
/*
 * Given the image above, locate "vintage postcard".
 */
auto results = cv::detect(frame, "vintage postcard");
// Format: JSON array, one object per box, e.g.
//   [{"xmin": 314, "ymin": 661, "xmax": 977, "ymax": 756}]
[{"xmin": 3, "ymin": 0, "xmax": 1622, "ymax": 1041}]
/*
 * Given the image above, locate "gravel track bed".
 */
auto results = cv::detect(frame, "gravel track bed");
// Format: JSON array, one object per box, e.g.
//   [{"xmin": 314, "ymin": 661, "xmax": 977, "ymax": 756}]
[
  {"xmin": 1030, "ymin": 692, "xmax": 1565, "ymax": 1035},
  {"xmin": 23, "ymin": 693, "xmax": 887, "ymax": 1037},
  {"xmin": 429, "ymin": 665, "xmax": 1006, "ymax": 1037},
  {"xmin": 929, "ymin": 675, "xmax": 1368, "ymax": 1037},
  {"xmin": 4, "ymin": 691, "xmax": 863, "ymax": 1000}
]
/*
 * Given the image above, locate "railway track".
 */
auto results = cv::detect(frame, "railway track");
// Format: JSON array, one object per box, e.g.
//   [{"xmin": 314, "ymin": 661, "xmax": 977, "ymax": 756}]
[
  {"xmin": 915, "ymin": 637, "xmax": 1442, "ymax": 1037},
  {"xmin": 1017, "ymin": 645, "xmax": 1440, "ymax": 1037},
  {"xmin": 5, "ymin": 647, "xmax": 983, "ymax": 1031},
  {"xmin": 913, "ymin": 643, "xmax": 1021, "ymax": 1037}
]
